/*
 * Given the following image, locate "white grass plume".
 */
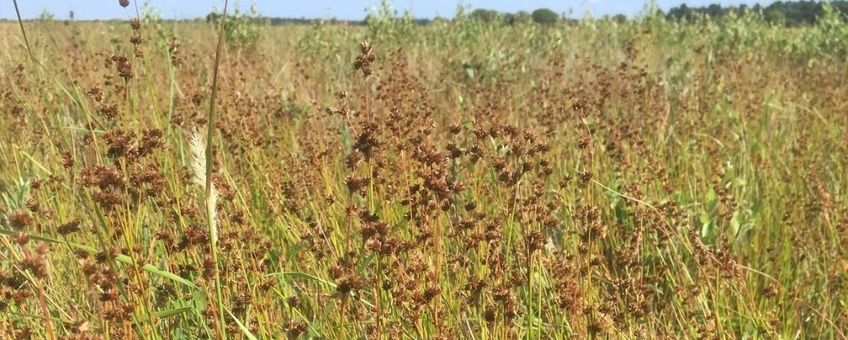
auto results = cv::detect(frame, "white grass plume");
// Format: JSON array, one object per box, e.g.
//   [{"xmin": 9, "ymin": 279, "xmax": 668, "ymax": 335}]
[{"xmin": 188, "ymin": 130, "xmax": 219, "ymax": 245}]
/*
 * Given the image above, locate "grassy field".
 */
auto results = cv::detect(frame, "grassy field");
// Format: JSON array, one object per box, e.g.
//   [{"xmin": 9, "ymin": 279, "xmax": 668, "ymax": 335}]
[{"xmin": 0, "ymin": 4, "xmax": 847, "ymax": 339}]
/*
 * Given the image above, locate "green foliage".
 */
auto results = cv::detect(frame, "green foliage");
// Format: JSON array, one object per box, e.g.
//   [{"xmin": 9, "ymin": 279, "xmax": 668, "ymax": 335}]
[
  {"xmin": 814, "ymin": 2, "xmax": 848, "ymax": 58},
  {"xmin": 506, "ymin": 11, "xmax": 533, "ymax": 25},
  {"xmin": 764, "ymin": 7, "xmax": 787, "ymax": 24},
  {"xmin": 208, "ymin": 4, "xmax": 265, "ymax": 48},
  {"xmin": 469, "ymin": 9, "xmax": 500, "ymax": 23},
  {"xmin": 463, "ymin": 8, "xmax": 555, "ymax": 26},
  {"xmin": 364, "ymin": 0, "xmax": 418, "ymax": 44},
  {"xmin": 531, "ymin": 8, "xmax": 559, "ymax": 25},
  {"xmin": 296, "ymin": 21, "xmax": 340, "ymax": 60}
]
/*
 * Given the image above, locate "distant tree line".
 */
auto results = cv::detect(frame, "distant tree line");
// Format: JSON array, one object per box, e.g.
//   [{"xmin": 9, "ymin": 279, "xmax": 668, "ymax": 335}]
[
  {"xmin": 204, "ymin": 8, "xmax": 566, "ymax": 26},
  {"xmin": 206, "ymin": 12, "xmax": 432, "ymax": 26},
  {"xmin": 22, "ymin": 2, "xmax": 834, "ymax": 26},
  {"xmin": 666, "ymin": 1, "xmax": 848, "ymax": 25},
  {"xmin": 468, "ymin": 8, "xmax": 567, "ymax": 25},
  {"xmin": 8, "ymin": 2, "xmax": 848, "ymax": 26}
]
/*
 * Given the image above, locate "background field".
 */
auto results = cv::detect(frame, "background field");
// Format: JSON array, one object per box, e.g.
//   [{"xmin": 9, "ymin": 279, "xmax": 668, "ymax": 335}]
[{"xmin": 0, "ymin": 4, "xmax": 847, "ymax": 339}]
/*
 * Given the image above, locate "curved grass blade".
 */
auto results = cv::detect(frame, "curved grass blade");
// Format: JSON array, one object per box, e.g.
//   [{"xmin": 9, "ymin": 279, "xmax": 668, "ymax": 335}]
[
  {"xmin": 225, "ymin": 307, "xmax": 258, "ymax": 340},
  {"xmin": 265, "ymin": 271, "xmax": 337, "ymax": 288}
]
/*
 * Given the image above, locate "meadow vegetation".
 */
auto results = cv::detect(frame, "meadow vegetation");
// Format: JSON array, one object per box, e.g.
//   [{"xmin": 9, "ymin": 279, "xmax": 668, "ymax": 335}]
[{"xmin": 0, "ymin": 2, "xmax": 847, "ymax": 339}]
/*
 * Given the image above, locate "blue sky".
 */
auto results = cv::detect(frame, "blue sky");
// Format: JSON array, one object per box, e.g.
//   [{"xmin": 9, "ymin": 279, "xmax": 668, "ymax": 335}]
[{"xmin": 2, "ymin": 1, "xmax": 777, "ymax": 20}]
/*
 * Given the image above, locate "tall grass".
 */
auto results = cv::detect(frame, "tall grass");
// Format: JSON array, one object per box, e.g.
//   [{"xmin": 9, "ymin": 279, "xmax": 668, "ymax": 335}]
[
  {"xmin": 203, "ymin": 0, "xmax": 229, "ymax": 338},
  {"xmin": 0, "ymin": 5, "xmax": 847, "ymax": 339}
]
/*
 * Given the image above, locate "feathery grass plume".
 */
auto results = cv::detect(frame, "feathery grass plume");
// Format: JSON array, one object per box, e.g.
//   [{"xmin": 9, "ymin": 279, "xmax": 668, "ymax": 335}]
[{"xmin": 188, "ymin": 130, "xmax": 219, "ymax": 245}]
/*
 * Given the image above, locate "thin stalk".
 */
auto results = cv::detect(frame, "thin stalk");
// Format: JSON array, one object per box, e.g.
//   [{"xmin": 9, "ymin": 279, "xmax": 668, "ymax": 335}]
[
  {"xmin": 525, "ymin": 239, "xmax": 533, "ymax": 340},
  {"xmin": 431, "ymin": 214, "xmax": 442, "ymax": 337},
  {"xmin": 11, "ymin": 0, "xmax": 35, "ymax": 63},
  {"xmin": 207, "ymin": 0, "xmax": 230, "ymax": 338},
  {"xmin": 376, "ymin": 253, "xmax": 383, "ymax": 340}
]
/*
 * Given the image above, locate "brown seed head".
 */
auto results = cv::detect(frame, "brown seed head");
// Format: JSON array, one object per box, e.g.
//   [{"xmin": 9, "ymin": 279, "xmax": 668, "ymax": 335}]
[{"xmin": 9, "ymin": 209, "xmax": 33, "ymax": 230}]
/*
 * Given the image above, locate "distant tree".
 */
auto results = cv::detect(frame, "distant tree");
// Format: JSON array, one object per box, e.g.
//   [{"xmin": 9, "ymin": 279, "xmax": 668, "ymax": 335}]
[
  {"xmin": 706, "ymin": 4, "xmax": 722, "ymax": 17},
  {"xmin": 764, "ymin": 7, "xmax": 786, "ymax": 24},
  {"xmin": 505, "ymin": 11, "xmax": 532, "ymax": 25},
  {"xmin": 206, "ymin": 12, "xmax": 221, "ymax": 23},
  {"xmin": 470, "ymin": 9, "xmax": 499, "ymax": 22},
  {"xmin": 531, "ymin": 8, "xmax": 558, "ymax": 25},
  {"xmin": 667, "ymin": 4, "xmax": 693, "ymax": 20},
  {"xmin": 613, "ymin": 14, "xmax": 628, "ymax": 24},
  {"xmin": 38, "ymin": 9, "xmax": 55, "ymax": 22}
]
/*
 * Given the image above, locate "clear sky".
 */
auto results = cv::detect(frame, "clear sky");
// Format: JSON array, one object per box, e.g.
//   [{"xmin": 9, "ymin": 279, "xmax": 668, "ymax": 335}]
[{"xmin": 1, "ymin": 1, "xmax": 778, "ymax": 21}]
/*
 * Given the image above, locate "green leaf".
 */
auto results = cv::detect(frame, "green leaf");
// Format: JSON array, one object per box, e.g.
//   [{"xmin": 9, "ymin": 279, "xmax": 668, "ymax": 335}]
[
  {"xmin": 155, "ymin": 306, "xmax": 194, "ymax": 319},
  {"xmin": 705, "ymin": 188, "xmax": 719, "ymax": 213},
  {"xmin": 225, "ymin": 307, "xmax": 258, "ymax": 340},
  {"xmin": 137, "ymin": 305, "xmax": 194, "ymax": 322},
  {"xmin": 192, "ymin": 288, "xmax": 209, "ymax": 312},
  {"xmin": 266, "ymin": 271, "xmax": 336, "ymax": 288},
  {"xmin": 700, "ymin": 219, "xmax": 712, "ymax": 240}
]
